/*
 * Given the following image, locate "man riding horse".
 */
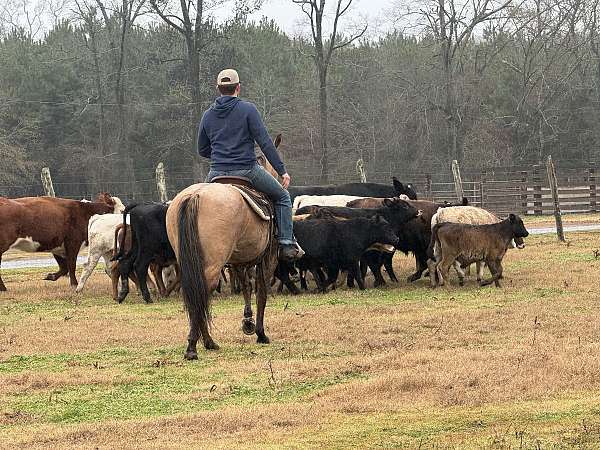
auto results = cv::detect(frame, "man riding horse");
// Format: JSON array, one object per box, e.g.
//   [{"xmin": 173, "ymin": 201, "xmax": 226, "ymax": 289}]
[{"xmin": 197, "ymin": 68, "xmax": 301, "ymax": 261}]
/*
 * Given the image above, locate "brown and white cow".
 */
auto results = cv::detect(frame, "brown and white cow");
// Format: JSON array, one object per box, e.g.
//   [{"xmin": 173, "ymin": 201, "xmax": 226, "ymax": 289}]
[{"xmin": 0, "ymin": 193, "xmax": 124, "ymax": 291}]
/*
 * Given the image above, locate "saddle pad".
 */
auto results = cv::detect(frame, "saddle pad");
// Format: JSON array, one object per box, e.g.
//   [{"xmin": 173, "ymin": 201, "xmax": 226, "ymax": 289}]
[{"xmin": 230, "ymin": 185, "xmax": 273, "ymax": 221}]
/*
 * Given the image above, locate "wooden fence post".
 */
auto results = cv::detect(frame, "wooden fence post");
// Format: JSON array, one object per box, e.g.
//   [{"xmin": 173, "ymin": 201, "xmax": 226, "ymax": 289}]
[
  {"xmin": 155, "ymin": 162, "xmax": 168, "ymax": 203},
  {"xmin": 451, "ymin": 160, "xmax": 464, "ymax": 202},
  {"xmin": 546, "ymin": 155, "xmax": 565, "ymax": 242},
  {"xmin": 356, "ymin": 158, "xmax": 367, "ymax": 183},
  {"xmin": 590, "ymin": 165, "xmax": 597, "ymax": 213},
  {"xmin": 520, "ymin": 170, "xmax": 528, "ymax": 215},
  {"xmin": 532, "ymin": 164, "xmax": 543, "ymax": 215},
  {"xmin": 480, "ymin": 171, "xmax": 486, "ymax": 208},
  {"xmin": 40, "ymin": 167, "xmax": 56, "ymax": 197},
  {"xmin": 425, "ymin": 174, "xmax": 432, "ymax": 200}
]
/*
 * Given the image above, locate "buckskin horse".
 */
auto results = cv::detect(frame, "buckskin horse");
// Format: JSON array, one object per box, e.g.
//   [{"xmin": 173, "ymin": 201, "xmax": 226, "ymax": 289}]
[
  {"xmin": 0, "ymin": 193, "xmax": 124, "ymax": 291},
  {"xmin": 166, "ymin": 136, "xmax": 283, "ymax": 360}
]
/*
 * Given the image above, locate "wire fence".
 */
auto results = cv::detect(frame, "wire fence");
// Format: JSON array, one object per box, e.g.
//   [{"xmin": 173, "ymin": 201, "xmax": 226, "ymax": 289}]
[{"xmin": 2, "ymin": 158, "xmax": 600, "ymax": 216}]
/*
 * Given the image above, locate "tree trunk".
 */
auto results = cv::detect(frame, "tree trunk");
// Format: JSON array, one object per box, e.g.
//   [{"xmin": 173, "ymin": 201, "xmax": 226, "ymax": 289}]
[{"xmin": 318, "ymin": 68, "xmax": 329, "ymax": 184}]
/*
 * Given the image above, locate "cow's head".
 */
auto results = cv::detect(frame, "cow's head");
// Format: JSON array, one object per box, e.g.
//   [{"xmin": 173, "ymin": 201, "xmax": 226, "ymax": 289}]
[
  {"xmin": 382, "ymin": 197, "xmax": 421, "ymax": 221},
  {"xmin": 392, "ymin": 177, "xmax": 417, "ymax": 200},
  {"xmin": 368, "ymin": 215, "xmax": 400, "ymax": 248},
  {"xmin": 95, "ymin": 192, "xmax": 125, "ymax": 214},
  {"xmin": 508, "ymin": 213, "xmax": 529, "ymax": 249}
]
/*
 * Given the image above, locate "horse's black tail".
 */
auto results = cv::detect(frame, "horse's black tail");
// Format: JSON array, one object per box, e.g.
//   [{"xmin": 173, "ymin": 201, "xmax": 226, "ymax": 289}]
[
  {"xmin": 111, "ymin": 202, "xmax": 137, "ymax": 262},
  {"xmin": 178, "ymin": 195, "xmax": 210, "ymax": 330}
]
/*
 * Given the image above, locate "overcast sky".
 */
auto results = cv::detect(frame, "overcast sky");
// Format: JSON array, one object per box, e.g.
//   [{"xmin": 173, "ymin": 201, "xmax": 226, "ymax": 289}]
[{"xmin": 214, "ymin": 0, "xmax": 395, "ymax": 38}]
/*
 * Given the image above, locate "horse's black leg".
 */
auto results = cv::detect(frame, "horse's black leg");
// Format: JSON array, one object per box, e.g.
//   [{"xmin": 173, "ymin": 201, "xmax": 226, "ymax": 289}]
[
  {"xmin": 185, "ymin": 316, "xmax": 200, "ymax": 360},
  {"xmin": 255, "ymin": 263, "xmax": 270, "ymax": 344}
]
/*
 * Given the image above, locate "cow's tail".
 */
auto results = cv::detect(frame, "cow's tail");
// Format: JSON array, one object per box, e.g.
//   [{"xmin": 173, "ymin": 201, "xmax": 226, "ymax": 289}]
[
  {"xmin": 111, "ymin": 203, "xmax": 137, "ymax": 261},
  {"xmin": 427, "ymin": 224, "xmax": 442, "ymax": 260},
  {"xmin": 177, "ymin": 195, "xmax": 210, "ymax": 331}
]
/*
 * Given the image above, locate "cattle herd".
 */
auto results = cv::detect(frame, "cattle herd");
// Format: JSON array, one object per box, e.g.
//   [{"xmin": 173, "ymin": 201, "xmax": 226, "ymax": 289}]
[{"xmin": 0, "ymin": 177, "xmax": 530, "ymax": 297}]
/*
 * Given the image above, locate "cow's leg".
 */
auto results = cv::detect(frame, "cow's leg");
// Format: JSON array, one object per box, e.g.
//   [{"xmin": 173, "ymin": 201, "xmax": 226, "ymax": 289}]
[
  {"xmin": 407, "ymin": 252, "xmax": 428, "ymax": 282},
  {"xmin": 383, "ymin": 253, "xmax": 398, "ymax": 283},
  {"xmin": 452, "ymin": 261, "xmax": 466, "ymax": 286},
  {"xmin": 61, "ymin": 239, "xmax": 83, "ymax": 287},
  {"xmin": 349, "ymin": 262, "xmax": 366, "ymax": 290},
  {"xmin": 111, "ymin": 262, "xmax": 121, "ymax": 301},
  {"xmin": 480, "ymin": 259, "xmax": 502, "ymax": 288},
  {"xmin": 0, "ymin": 254, "xmax": 6, "ymax": 291},
  {"xmin": 368, "ymin": 253, "xmax": 387, "ymax": 288},
  {"xmin": 76, "ymin": 251, "xmax": 103, "ymax": 293},
  {"xmin": 134, "ymin": 257, "xmax": 154, "ymax": 303},
  {"xmin": 151, "ymin": 263, "xmax": 167, "ymax": 297},
  {"xmin": 233, "ymin": 268, "xmax": 255, "ymax": 336},
  {"xmin": 427, "ymin": 258, "xmax": 438, "ymax": 287},
  {"xmin": 476, "ymin": 262, "xmax": 485, "ymax": 282},
  {"xmin": 254, "ymin": 263, "xmax": 270, "ymax": 344},
  {"xmin": 45, "ymin": 254, "xmax": 68, "ymax": 281},
  {"xmin": 299, "ymin": 269, "xmax": 308, "ymax": 290},
  {"xmin": 116, "ymin": 255, "xmax": 134, "ymax": 303},
  {"xmin": 435, "ymin": 252, "xmax": 456, "ymax": 287},
  {"xmin": 164, "ymin": 264, "xmax": 181, "ymax": 297}
]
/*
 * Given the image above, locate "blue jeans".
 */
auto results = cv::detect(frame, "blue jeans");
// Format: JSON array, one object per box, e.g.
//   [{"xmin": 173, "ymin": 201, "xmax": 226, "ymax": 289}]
[{"xmin": 206, "ymin": 165, "xmax": 294, "ymax": 244}]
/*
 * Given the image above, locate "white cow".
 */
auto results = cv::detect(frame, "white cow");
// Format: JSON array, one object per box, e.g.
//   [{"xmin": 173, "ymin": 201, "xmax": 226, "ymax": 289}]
[
  {"xmin": 292, "ymin": 194, "xmax": 366, "ymax": 212},
  {"xmin": 76, "ymin": 214, "xmax": 126, "ymax": 293}
]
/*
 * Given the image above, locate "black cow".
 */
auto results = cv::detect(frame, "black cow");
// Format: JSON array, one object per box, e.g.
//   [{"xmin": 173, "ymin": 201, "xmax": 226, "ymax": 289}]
[
  {"xmin": 288, "ymin": 177, "xmax": 417, "ymax": 202},
  {"xmin": 114, "ymin": 203, "xmax": 177, "ymax": 303},
  {"xmin": 291, "ymin": 199, "xmax": 419, "ymax": 291},
  {"xmin": 293, "ymin": 215, "xmax": 401, "ymax": 291},
  {"xmin": 295, "ymin": 200, "xmax": 421, "ymax": 287}
]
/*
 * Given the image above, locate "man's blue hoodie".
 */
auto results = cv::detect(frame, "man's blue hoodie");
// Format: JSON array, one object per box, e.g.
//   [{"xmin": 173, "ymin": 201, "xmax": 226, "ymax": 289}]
[{"xmin": 197, "ymin": 96, "xmax": 286, "ymax": 176}]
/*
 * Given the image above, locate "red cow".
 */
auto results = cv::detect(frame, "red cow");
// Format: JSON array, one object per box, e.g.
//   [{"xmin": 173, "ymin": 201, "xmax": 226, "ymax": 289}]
[{"xmin": 0, "ymin": 193, "xmax": 124, "ymax": 291}]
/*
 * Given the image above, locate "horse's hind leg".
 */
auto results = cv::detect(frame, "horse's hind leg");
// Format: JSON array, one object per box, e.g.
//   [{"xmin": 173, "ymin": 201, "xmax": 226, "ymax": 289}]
[{"xmin": 255, "ymin": 263, "xmax": 270, "ymax": 344}]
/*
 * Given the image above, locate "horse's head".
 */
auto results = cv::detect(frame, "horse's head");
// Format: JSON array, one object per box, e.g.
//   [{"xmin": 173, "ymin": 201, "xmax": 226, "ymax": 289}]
[{"xmin": 256, "ymin": 134, "xmax": 283, "ymax": 181}]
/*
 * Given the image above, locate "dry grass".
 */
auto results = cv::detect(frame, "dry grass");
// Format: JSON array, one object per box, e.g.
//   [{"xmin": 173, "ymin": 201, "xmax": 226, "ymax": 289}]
[{"xmin": 2, "ymin": 219, "xmax": 600, "ymax": 448}]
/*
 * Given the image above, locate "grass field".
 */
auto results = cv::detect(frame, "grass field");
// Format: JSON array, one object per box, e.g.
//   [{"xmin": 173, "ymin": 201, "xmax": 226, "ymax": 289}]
[{"xmin": 2, "ymin": 218, "xmax": 600, "ymax": 448}]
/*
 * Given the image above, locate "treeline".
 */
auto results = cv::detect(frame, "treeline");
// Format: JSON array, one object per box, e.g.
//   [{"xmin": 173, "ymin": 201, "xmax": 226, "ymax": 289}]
[{"xmin": 1, "ymin": 0, "xmax": 600, "ymax": 197}]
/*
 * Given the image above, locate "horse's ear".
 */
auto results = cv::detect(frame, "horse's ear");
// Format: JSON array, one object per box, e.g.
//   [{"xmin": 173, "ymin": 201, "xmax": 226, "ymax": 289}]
[{"xmin": 274, "ymin": 134, "xmax": 282, "ymax": 148}]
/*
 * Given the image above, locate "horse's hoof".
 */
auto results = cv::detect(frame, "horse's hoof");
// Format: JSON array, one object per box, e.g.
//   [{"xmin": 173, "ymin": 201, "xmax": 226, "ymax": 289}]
[
  {"xmin": 184, "ymin": 351, "xmax": 198, "ymax": 360},
  {"xmin": 242, "ymin": 318, "xmax": 256, "ymax": 335},
  {"xmin": 256, "ymin": 334, "xmax": 270, "ymax": 344},
  {"xmin": 204, "ymin": 340, "xmax": 220, "ymax": 350}
]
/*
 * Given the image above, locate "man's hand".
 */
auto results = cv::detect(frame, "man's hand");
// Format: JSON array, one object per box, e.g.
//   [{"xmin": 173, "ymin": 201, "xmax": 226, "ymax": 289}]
[{"xmin": 281, "ymin": 173, "xmax": 291, "ymax": 189}]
